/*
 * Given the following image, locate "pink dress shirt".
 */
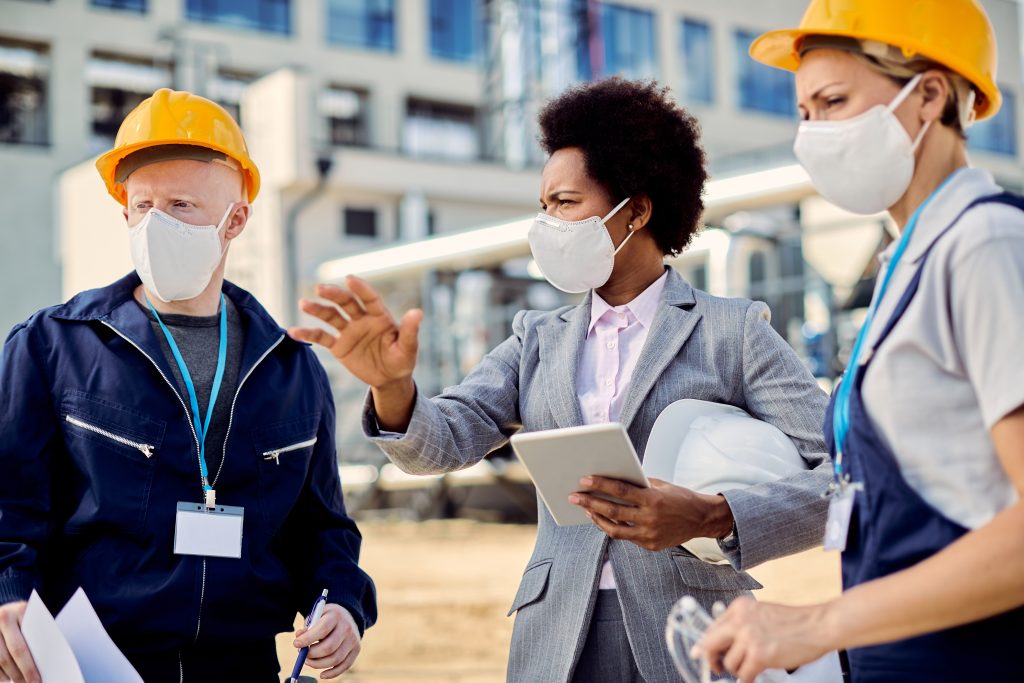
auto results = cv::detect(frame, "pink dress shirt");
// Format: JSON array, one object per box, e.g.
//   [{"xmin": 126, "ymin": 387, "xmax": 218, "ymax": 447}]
[{"xmin": 576, "ymin": 271, "xmax": 668, "ymax": 589}]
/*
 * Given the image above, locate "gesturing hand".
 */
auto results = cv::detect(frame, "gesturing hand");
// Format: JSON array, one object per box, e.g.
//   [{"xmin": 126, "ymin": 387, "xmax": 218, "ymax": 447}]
[{"xmin": 289, "ymin": 276, "xmax": 423, "ymax": 390}]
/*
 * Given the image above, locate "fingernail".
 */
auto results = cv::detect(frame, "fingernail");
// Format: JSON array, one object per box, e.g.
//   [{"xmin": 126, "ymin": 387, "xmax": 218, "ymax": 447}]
[
  {"xmin": 568, "ymin": 494, "xmax": 580, "ymax": 505},
  {"xmin": 584, "ymin": 510, "xmax": 593, "ymax": 519},
  {"xmin": 580, "ymin": 476, "xmax": 593, "ymax": 486}
]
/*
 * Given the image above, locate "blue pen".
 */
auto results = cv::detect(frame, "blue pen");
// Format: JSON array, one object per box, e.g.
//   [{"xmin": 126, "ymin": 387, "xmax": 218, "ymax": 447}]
[{"xmin": 288, "ymin": 588, "xmax": 329, "ymax": 683}]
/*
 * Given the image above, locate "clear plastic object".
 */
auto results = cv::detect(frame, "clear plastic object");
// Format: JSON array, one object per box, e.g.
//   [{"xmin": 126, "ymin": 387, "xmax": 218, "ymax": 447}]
[{"xmin": 666, "ymin": 596, "xmax": 785, "ymax": 683}]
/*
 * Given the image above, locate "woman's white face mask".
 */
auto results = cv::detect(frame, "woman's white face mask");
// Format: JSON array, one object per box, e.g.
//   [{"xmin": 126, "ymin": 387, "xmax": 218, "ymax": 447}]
[
  {"xmin": 794, "ymin": 74, "xmax": 931, "ymax": 215},
  {"xmin": 527, "ymin": 196, "xmax": 634, "ymax": 293},
  {"xmin": 129, "ymin": 203, "xmax": 235, "ymax": 302}
]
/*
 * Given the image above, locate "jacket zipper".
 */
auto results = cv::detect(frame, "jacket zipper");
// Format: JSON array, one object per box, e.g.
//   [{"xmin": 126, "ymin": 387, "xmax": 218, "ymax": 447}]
[
  {"xmin": 103, "ymin": 321, "xmax": 284, "ymax": 650},
  {"xmin": 64, "ymin": 415, "xmax": 155, "ymax": 458},
  {"xmin": 101, "ymin": 321, "xmax": 207, "ymax": 653},
  {"xmin": 262, "ymin": 436, "xmax": 318, "ymax": 465},
  {"xmin": 199, "ymin": 333, "xmax": 284, "ymax": 646}
]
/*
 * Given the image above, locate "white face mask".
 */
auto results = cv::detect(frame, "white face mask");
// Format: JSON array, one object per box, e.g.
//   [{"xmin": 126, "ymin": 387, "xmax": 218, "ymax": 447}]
[
  {"xmin": 129, "ymin": 203, "xmax": 235, "ymax": 303},
  {"xmin": 794, "ymin": 74, "xmax": 931, "ymax": 215},
  {"xmin": 528, "ymin": 196, "xmax": 634, "ymax": 293}
]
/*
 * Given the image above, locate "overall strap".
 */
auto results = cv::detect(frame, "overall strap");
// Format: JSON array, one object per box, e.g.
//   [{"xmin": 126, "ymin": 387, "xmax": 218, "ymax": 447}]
[{"xmin": 868, "ymin": 192, "xmax": 1024, "ymax": 354}]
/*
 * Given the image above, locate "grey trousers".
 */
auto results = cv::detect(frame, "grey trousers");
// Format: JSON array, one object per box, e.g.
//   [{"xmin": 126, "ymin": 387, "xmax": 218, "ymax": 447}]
[{"xmin": 570, "ymin": 590, "xmax": 646, "ymax": 683}]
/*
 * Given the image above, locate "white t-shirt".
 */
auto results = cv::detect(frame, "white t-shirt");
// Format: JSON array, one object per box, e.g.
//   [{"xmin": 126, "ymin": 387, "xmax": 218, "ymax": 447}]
[{"xmin": 860, "ymin": 167, "xmax": 1023, "ymax": 530}]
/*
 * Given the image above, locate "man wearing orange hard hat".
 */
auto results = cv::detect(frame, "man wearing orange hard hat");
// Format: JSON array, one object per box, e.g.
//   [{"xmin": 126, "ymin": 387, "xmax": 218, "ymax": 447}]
[
  {"xmin": 0, "ymin": 89, "xmax": 376, "ymax": 682},
  {"xmin": 694, "ymin": 2, "xmax": 1024, "ymax": 682}
]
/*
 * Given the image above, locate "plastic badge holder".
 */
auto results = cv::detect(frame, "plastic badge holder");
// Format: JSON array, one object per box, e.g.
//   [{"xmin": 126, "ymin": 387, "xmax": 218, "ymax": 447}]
[{"xmin": 666, "ymin": 596, "xmax": 786, "ymax": 683}]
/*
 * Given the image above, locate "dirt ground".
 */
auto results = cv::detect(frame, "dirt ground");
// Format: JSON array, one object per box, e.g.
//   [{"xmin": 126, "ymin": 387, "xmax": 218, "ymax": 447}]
[{"xmin": 276, "ymin": 520, "xmax": 842, "ymax": 682}]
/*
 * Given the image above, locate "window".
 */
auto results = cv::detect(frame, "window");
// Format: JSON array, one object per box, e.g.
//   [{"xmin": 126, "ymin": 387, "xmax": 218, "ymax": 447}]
[
  {"xmin": 429, "ymin": 0, "xmax": 479, "ymax": 62},
  {"xmin": 208, "ymin": 70, "xmax": 254, "ymax": 126},
  {"xmin": 734, "ymin": 29, "xmax": 795, "ymax": 117},
  {"xmin": 0, "ymin": 39, "xmax": 49, "ymax": 146},
  {"xmin": 970, "ymin": 87, "xmax": 1017, "ymax": 157},
  {"xmin": 748, "ymin": 251, "xmax": 767, "ymax": 288},
  {"xmin": 327, "ymin": 0, "xmax": 395, "ymax": 51},
  {"xmin": 321, "ymin": 86, "xmax": 370, "ymax": 147},
  {"xmin": 185, "ymin": 0, "xmax": 290, "ymax": 35},
  {"xmin": 343, "ymin": 208, "xmax": 377, "ymax": 238},
  {"xmin": 87, "ymin": 53, "xmax": 171, "ymax": 153},
  {"xmin": 597, "ymin": 4, "xmax": 656, "ymax": 79},
  {"xmin": 680, "ymin": 18, "xmax": 713, "ymax": 105},
  {"xmin": 403, "ymin": 99, "xmax": 479, "ymax": 161},
  {"xmin": 92, "ymin": 0, "xmax": 146, "ymax": 11}
]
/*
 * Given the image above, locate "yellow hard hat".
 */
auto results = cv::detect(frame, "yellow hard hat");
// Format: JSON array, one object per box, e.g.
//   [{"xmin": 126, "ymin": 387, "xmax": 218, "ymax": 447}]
[
  {"xmin": 95, "ymin": 88, "xmax": 261, "ymax": 205},
  {"xmin": 749, "ymin": 0, "xmax": 1001, "ymax": 120}
]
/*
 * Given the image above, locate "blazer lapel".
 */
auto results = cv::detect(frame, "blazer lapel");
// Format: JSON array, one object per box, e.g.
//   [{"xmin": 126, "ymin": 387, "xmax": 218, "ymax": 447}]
[
  {"xmin": 537, "ymin": 298, "xmax": 591, "ymax": 429},
  {"xmin": 618, "ymin": 270, "xmax": 701, "ymax": 431}
]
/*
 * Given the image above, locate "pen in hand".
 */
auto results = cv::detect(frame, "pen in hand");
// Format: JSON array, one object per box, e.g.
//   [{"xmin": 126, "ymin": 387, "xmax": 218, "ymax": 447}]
[{"xmin": 288, "ymin": 588, "xmax": 328, "ymax": 683}]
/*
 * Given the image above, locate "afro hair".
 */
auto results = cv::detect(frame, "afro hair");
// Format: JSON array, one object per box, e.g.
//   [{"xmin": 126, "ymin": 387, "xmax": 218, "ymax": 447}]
[{"xmin": 538, "ymin": 78, "xmax": 708, "ymax": 256}]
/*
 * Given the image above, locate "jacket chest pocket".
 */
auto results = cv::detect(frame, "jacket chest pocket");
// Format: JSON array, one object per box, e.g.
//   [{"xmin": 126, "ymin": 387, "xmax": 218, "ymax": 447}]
[
  {"xmin": 254, "ymin": 416, "xmax": 319, "ymax": 535},
  {"xmin": 60, "ymin": 391, "xmax": 167, "ymax": 537}
]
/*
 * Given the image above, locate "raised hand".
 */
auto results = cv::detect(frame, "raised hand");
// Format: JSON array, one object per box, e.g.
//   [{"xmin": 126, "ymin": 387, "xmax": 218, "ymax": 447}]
[{"xmin": 290, "ymin": 276, "xmax": 423, "ymax": 390}]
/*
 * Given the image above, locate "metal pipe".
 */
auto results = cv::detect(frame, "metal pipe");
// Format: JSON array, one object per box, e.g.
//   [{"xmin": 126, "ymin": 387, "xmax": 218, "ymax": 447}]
[{"xmin": 284, "ymin": 155, "xmax": 333, "ymax": 326}]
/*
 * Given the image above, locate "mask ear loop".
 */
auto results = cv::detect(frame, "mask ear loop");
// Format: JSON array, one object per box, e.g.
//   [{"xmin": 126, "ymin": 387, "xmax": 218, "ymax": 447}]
[
  {"xmin": 601, "ymin": 196, "xmax": 633, "ymax": 223},
  {"xmin": 886, "ymin": 73, "xmax": 933, "ymax": 153},
  {"xmin": 215, "ymin": 202, "xmax": 239, "ymax": 262},
  {"xmin": 885, "ymin": 73, "xmax": 924, "ymax": 114},
  {"xmin": 612, "ymin": 223, "xmax": 637, "ymax": 256}
]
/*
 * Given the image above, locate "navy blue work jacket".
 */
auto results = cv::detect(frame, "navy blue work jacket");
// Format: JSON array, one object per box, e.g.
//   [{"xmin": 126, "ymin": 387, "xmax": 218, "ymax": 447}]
[{"xmin": 0, "ymin": 273, "xmax": 376, "ymax": 678}]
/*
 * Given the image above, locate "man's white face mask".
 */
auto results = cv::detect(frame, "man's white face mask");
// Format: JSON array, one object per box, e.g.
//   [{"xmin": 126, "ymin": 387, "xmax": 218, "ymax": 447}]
[{"xmin": 129, "ymin": 203, "xmax": 235, "ymax": 303}]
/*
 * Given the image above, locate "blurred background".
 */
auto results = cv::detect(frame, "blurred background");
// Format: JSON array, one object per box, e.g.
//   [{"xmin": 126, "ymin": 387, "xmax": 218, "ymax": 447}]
[{"xmin": 0, "ymin": 0, "xmax": 1022, "ymax": 680}]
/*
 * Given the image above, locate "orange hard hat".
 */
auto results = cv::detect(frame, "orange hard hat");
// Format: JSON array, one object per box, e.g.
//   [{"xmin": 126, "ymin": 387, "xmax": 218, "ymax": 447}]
[
  {"xmin": 749, "ymin": 0, "xmax": 1001, "ymax": 120},
  {"xmin": 95, "ymin": 88, "xmax": 261, "ymax": 205}
]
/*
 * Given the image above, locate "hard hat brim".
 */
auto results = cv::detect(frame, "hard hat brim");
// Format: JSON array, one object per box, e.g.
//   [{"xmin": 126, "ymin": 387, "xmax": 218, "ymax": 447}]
[
  {"xmin": 95, "ymin": 138, "xmax": 261, "ymax": 206},
  {"xmin": 749, "ymin": 27, "xmax": 1001, "ymax": 121}
]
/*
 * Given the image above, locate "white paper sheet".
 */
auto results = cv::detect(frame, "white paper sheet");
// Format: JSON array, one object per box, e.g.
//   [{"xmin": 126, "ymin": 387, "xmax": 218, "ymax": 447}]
[
  {"xmin": 55, "ymin": 588, "xmax": 143, "ymax": 683},
  {"xmin": 20, "ymin": 591, "xmax": 85, "ymax": 683}
]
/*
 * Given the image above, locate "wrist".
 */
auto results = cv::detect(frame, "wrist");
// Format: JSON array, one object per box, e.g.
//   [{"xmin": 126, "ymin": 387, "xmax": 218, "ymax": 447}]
[
  {"xmin": 817, "ymin": 598, "xmax": 847, "ymax": 652},
  {"xmin": 703, "ymin": 493, "xmax": 735, "ymax": 540}
]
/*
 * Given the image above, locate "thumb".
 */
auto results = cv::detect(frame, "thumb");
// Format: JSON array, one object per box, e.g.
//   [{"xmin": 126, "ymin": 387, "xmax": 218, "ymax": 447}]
[{"xmin": 397, "ymin": 309, "xmax": 423, "ymax": 356}]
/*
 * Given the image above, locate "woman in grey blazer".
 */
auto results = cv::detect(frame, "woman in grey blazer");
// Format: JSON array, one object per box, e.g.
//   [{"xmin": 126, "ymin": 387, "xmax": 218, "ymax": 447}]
[{"xmin": 291, "ymin": 79, "xmax": 831, "ymax": 682}]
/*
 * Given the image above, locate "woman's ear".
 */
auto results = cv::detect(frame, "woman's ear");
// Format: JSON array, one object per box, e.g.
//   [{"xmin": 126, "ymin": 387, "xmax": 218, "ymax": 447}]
[
  {"xmin": 629, "ymin": 195, "xmax": 653, "ymax": 231},
  {"xmin": 918, "ymin": 70, "xmax": 950, "ymax": 124}
]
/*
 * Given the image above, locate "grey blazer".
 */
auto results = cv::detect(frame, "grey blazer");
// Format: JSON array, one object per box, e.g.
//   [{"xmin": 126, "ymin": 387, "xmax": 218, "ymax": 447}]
[{"xmin": 363, "ymin": 268, "xmax": 830, "ymax": 682}]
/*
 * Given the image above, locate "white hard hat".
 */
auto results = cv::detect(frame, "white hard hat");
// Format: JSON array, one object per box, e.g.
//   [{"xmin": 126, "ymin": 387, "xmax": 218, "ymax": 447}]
[{"xmin": 644, "ymin": 400, "xmax": 808, "ymax": 564}]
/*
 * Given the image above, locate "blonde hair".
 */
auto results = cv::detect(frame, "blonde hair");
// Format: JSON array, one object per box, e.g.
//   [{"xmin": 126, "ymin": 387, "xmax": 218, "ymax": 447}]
[{"xmin": 800, "ymin": 35, "xmax": 977, "ymax": 136}]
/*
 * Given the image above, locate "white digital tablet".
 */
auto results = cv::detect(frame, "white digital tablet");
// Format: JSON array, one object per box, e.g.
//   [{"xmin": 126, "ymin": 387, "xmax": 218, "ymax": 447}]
[{"xmin": 510, "ymin": 423, "xmax": 649, "ymax": 526}]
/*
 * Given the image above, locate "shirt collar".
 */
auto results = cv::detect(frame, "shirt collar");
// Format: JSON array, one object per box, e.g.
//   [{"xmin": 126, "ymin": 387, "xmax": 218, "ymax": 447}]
[
  {"xmin": 588, "ymin": 270, "xmax": 669, "ymax": 334},
  {"xmin": 879, "ymin": 167, "xmax": 1002, "ymax": 265}
]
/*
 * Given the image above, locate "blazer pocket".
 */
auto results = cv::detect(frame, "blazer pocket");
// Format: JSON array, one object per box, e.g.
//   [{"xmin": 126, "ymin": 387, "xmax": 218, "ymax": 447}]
[
  {"xmin": 670, "ymin": 551, "xmax": 763, "ymax": 592},
  {"xmin": 507, "ymin": 559, "xmax": 553, "ymax": 616}
]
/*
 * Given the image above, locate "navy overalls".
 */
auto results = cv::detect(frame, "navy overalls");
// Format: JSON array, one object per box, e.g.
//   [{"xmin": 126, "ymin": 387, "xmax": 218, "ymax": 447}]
[{"xmin": 824, "ymin": 192, "xmax": 1024, "ymax": 682}]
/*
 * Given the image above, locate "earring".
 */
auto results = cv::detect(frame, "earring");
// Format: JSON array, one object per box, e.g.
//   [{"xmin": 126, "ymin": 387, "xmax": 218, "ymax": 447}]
[{"xmin": 628, "ymin": 223, "xmax": 635, "ymax": 231}]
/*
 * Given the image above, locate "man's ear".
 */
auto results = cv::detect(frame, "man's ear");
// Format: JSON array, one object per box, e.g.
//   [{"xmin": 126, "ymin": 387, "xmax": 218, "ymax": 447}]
[
  {"xmin": 628, "ymin": 195, "xmax": 653, "ymax": 231},
  {"xmin": 224, "ymin": 203, "xmax": 251, "ymax": 241}
]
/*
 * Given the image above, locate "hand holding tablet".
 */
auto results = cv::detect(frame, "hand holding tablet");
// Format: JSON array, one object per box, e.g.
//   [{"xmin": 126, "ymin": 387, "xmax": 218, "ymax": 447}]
[{"xmin": 509, "ymin": 423, "xmax": 649, "ymax": 526}]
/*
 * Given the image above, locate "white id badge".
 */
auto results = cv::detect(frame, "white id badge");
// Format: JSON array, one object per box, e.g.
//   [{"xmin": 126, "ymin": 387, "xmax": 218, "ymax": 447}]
[
  {"xmin": 174, "ymin": 502, "xmax": 244, "ymax": 559},
  {"xmin": 823, "ymin": 488, "xmax": 856, "ymax": 552}
]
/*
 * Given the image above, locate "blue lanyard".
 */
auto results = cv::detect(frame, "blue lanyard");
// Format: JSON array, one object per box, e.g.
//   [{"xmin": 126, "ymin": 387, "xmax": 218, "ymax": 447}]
[
  {"xmin": 146, "ymin": 293, "xmax": 228, "ymax": 501},
  {"xmin": 831, "ymin": 170, "xmax": 962, "ymax": 484}
]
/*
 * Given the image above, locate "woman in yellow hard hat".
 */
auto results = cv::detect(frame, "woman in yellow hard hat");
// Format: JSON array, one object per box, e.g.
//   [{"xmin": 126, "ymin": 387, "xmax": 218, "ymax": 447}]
[{"xmin": 696, "ymin": 1, "xmax": 1024, "ymax": 681}]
